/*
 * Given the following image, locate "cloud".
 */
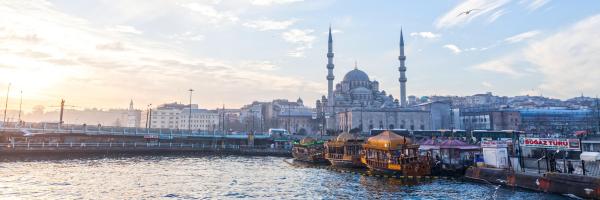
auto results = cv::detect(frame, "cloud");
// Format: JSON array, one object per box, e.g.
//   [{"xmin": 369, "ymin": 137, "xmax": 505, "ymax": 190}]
[
  {"xmin": 435, "ymin": 0, "xmax": 511, "ymax": 29},
  {"xmin": 473, "ymin": 14, "xmax": 600, "ymax": 98},
  {"xmin": 243, "ymin": 19, "xmax": 297, "ymax": 31},
  {"xmin": 410, "ymin": 32, "xmax": 440, "ymax": 39},
  {"xmin": 0, "ymin": 1, "xmax": 321, "ymax": 109},
  {"xmin": 281, "ymin": 29, "xmax": 315, "ymax": 57},
  {"xmin": 168, "ymin": 31, "xmax": 205, "ymax": 42},
  {"xmin": 96, "ymin": 42, "xmax": 127, "ymax": 51},
  {"xmin": 180, "ymin": 2, "xmax": 239, "ymax": 23},
  {"xmin": 250, "ymin": 0, "xmax": 303, "ymax": 6},
  {"xmin": 523, "ymin": 14, "xmax": 600, "ymax": 97},
  {"xmin": 241, "ymin": 60, "xmax": 278, "ymax": 71},
  {"xmin": 472, "ymin": 56, "xmax": 523, "ymax": 77},
  {"xmin": 520, "ymin": 0, "xmax": 550, "ymax": 11},
  {"xmin": 481, "ymin": 81, "xmax": 493, "ymax": 88},
  {"xmin": 504, "ymin": 30, "xmax": 541, "ymax": 43},
  {"xmin": 487, "ymin": 9, "xmax": 507, "ymax": 23},
  {"xmin": 106, "ymin": 25, "xmax": 142, "ymax": 35},
  {"xmin": 443, "ymin": 44, "xmax": 462, "ymax": 54}
]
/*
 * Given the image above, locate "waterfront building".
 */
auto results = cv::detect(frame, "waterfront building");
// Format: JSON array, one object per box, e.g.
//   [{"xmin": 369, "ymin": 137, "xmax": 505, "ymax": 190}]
[
  {"xmin": 240, "ymin": 99, "xmax": 316, "ymax": 134},
  {"xmin": 417, "ymin": 101, "xmax": 452, "ymax": 130},
  {"xmin": 518, "ymin": 108, "xmax": 596, "ymax": 135},
  {"xmin": 318, "ymin": 27, "xmax": 431, "ymax": 133},
  {"xmin": 337, "ymin": 109, "xmax": 431, "ymax": 132},
  {"xmin": 458, "ymin": 107, "xmax": 521, "ymax": 131},
  {"xmin": 179, "ymin": 108, "xmax": 220, "ymax": 132},
  {"xmin": 272, "ymin": 99, "xmax": 316, "ymax": 134},
  {"xmin": 240, "ymin": 101, "xmax": 264, "ymax": 132},
  {"xmin": 148, "ymin": 102, "xmax": 198, "ymax": 129}
]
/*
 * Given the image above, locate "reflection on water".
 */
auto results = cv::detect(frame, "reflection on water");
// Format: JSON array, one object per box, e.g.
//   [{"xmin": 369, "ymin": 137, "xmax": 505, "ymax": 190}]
[{"xmin": 0, "ymin": 156, "xmax": 568, "ymax": 199}]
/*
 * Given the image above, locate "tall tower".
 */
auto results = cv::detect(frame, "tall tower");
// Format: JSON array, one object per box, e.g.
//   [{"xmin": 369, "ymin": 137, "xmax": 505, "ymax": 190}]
[
  {"xmin": 398, "ymin": 29, "xmax": 408, "ymax": 107},
  {"xmin": 326, "ymin": 26, "xmax": 335, "ymax": 130},
  {"xmin": 327, "ymin": 26, "xmax": 335, "ymax": 106}
]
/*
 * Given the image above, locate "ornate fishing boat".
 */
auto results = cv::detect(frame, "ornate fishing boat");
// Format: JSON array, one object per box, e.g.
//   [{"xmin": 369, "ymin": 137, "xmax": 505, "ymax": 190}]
[
  {"xmin": 292, "ymin": 137, "xmax": 327, "ymax": 163},
  {"xmin": 360, "ymin": 130, "xmax": 431, "ymax": 176},
  {"xmin": 324, "ymin": 132, "xmax": 365, "ymax": 168},
  {"xmin": 419, "ymin": 138, "xmax": 480, "ymax": 176}
]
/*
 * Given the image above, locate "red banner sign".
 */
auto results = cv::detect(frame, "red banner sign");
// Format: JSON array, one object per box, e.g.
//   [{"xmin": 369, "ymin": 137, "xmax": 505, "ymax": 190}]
[{"xmin": 519, "ymin": 138, "xmax": 581, "ymax": 151}]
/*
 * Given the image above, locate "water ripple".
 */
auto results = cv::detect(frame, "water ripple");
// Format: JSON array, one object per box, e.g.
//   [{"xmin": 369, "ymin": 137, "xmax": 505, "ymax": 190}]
[{"xmin": 0, "ymin": 155, "xmax": 569, "ymax": 199}]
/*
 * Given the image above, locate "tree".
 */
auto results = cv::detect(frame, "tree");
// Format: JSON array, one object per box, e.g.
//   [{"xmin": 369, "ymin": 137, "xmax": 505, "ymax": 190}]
[
  {"xmin": 349, "ymin": 127, "xmax": 361, "ymax": 134},
  {"xmin": 298, "ymin": 128, "xmax": 307, "ymax": 135}
]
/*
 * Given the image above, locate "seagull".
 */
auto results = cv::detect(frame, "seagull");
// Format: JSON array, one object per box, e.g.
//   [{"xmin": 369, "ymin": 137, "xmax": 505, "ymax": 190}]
[{"xmin": 457, "ymin": 9, "xmax": 481, "ymax": 16}]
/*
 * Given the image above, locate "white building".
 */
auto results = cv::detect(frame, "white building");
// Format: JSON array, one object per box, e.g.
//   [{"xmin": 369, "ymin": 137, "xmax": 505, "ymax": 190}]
[
  {"xmin": 179, "ymin": 108, "xmax": 220, "ymax": 132},
  {"xmin": 148, "ymin": 102, "xmax": 198, "ymax": 129}
]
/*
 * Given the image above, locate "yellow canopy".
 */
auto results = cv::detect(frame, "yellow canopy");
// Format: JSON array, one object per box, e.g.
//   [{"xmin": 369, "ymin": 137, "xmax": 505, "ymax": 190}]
[{"xmin": 363, "ymin": 130, "xmax": 414, "ymax": 151}]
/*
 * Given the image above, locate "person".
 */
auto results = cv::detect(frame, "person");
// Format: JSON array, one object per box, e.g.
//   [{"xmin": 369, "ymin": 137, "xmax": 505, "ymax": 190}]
[
  {"xmin": 567, "ymin": 160, "xmax": 574, "ymax": 174},
  {"xmin": 548, "ymin": 153, "xmax": 556, "ymax": 172}
]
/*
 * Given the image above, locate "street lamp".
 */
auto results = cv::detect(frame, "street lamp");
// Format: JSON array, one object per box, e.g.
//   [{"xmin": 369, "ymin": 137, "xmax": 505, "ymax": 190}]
[
  {"xmin": 188, "ymin": 89, "xmax": 193, "ymax": 136},
  {"xmin": 146, "ymin": 103, "xmax": 152, "ymax": 129}
]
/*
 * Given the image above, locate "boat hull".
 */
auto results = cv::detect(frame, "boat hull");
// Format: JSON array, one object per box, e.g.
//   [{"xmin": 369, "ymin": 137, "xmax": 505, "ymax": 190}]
[
  {"xmin": 327, "ymin": 158, "xmax": 365, "ymax": 168},
  {"xmin": 292, "ymin": 147, "xmax": 327, "ymax": 163}
]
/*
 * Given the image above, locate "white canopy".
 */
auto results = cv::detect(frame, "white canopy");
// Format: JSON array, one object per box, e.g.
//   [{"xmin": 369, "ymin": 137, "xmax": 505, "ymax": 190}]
[{"xmin": 580, "ymin": 152, "xmax": 600, "ymax": 161}]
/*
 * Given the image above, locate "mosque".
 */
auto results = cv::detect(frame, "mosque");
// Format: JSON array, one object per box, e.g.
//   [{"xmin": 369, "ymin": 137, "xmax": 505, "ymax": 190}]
[{"xmin": 315, "ymin": 27, "xmax": 432, "ymax": 133}]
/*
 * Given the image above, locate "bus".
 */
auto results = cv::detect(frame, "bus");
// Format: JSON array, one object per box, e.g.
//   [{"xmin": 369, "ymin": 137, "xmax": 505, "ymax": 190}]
[{"xmin": 268, "ymin": 128, "xmax": 290, "ymax": 137}]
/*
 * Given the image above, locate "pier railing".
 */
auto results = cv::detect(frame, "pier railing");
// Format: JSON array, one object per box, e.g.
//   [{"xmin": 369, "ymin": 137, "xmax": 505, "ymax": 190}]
[{"xmin": 513, "ymin": 157, "xmax": 600, "ymax": 177}]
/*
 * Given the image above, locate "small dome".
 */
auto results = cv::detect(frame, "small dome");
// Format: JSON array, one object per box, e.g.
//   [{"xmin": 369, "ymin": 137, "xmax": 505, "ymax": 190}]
[
  {"xmin": 364, "ymin": 130, "xmax": 413, "ymax": 150},
  {"xmin": 343, "ymin": 69, "xmax": 370, "ymax": 82},
  {"xmin": 336, "ymin": 132, "xmax": 359, "ymax": 142},
  {"xmin": 300, "ymin": 137, "xmax": 317, "ymax": 145}
]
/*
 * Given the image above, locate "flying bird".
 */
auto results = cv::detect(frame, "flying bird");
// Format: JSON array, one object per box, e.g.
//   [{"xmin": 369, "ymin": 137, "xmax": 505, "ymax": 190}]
[{"xmin": 457, "ymin": 9, "xmax": 481, "ymax": 16}]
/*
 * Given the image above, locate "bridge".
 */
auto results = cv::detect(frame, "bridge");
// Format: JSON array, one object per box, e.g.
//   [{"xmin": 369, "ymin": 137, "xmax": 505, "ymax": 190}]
[{"xmin": 0, "ymin": 123, "xmax": 293, "ymax": 157}]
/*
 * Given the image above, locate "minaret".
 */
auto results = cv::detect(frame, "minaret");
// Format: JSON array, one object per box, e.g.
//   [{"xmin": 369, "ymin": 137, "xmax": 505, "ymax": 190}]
[
  {"xmin": 327, "ymin": 26, "xmax": 335, "ymax": 107},
  {"xmin": 326, "ymin": 26, "xmax": 336, "ymax": 130},
  {"xmin": 129, "ymin": 99, "xmax": 134, "ymax": 110},
  {"xmin": 398, "ymin": 28, "xmax": 407, "ymax": 107}
]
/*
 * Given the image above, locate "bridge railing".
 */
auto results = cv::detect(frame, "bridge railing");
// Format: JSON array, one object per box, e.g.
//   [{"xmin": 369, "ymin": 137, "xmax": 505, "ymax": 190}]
[
  {"xmin": 0, "ymin": 142, "xmax": 291, "ymax": 153},
  {"xmin": 0, "ymin": 126, "xmax": 273, "ymax": 140}
]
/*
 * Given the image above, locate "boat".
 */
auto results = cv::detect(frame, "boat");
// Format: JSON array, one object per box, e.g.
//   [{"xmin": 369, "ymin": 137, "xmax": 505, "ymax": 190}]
[
  {"xmin": 324, "ymin": 132, "xmax": 365, "ymax": 168},
  {"xmin": 419, "ymin": 138, "xmax": 480, "ymax": 176},
  {"xmin": 292, "ymin": 137, "xmax": 327, "ymax": 163},
  {"xmin": 360, "ymin": 130, "xmax": 431, "ymax": 176}
]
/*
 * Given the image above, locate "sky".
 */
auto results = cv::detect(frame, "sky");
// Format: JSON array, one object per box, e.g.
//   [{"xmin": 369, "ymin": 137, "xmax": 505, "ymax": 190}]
[{"xmin": 0, "ymin": 0, "xmax": 599, "ymax": 112}]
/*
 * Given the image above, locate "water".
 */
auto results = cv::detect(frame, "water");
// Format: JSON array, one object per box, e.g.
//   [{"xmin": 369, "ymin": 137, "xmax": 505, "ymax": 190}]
[{"xmin": 0, "ymin": 156, "xmax": 569, "ymax": 199}]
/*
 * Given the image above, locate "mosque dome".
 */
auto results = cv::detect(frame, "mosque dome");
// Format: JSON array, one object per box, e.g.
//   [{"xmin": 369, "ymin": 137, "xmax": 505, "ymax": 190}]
[{"xmin": 343, "ymin": 68, "xmax": 370, "ymax": 82}]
